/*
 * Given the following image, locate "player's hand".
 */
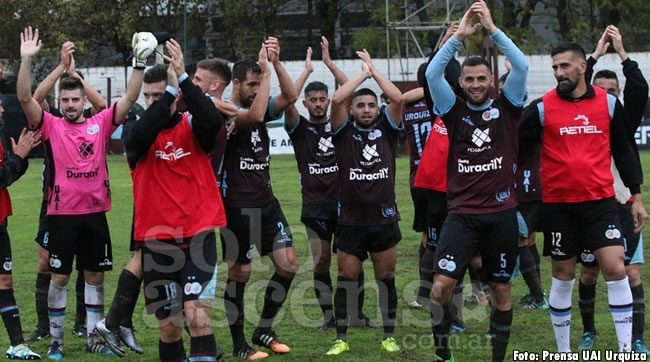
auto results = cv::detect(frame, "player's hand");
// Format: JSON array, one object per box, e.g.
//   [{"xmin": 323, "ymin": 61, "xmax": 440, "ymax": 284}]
[
  {"xmin": 20, "ymin": 27, "xmax": 42, "ymax": 58},
  {"xmin": 67, "ymin": 54, "xmax": 78, "ymax": 77},
  {"xmin": 258, "ymin": 43, "xmax": 270, "ymax": 74},
  {"xmin": 606, "ymin": 25, "xmax": 628, "ymax": 61},
  {"xmin": 592, "ymin": 29, "xmax": 610, "ymax": 60},
  {"xmin": 321, "ymin": 36, "xmax": 332, "ymax": 63},
  {"xmin": 632, "ymin": 194, "xmax": 648, "ymax": 233},
  {"xmin": 266, "ymin": 37, "xmax": 281, "ymax": 65},
  {"xmin": 356, "ymin": 49, "xmax": 375, "ymax": 73},
  {"xmin": 361, "ymin": 60, "xmax": 372, "ymax": 79},
  {"xmin": 305, "ymin": 46, "xmax": 314, "ymax": 73},
  {"xmin": 60, "ymin": 41, "xmax": 74, "ymax": 68},
  {"xmin": 163, "ymin": 39, "xmax": 186, "ymax": 78},
  {"xmin": 455, "ymin": 6, "xmax": 481, "ymax": 41},
  {"xmin": 439, "ymin": 21, "xmax": 459, "ymax": 48},
  {"xmin": 132, "ymin": 32, "xmax": 158, "ymax": 60},
  {"xmin": 166, "ymin": 62, "xmax": 179, "ymax": 90},
  {"xmin": 11, "ymin": 128, "xmax": 42, "ymax": 159},
  {"xmin": 226, "ymin": 117, "xmax": 237, "ymax": 139},
  {"xmin": 472, "ymin": 0, "xmax": 497, "ymax": 34}
]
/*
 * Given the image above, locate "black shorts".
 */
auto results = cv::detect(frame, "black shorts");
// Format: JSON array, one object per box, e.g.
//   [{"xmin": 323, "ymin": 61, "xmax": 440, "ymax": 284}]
[
  {"xmin": 578, "ymin": 201, "xmax": 643, "ymax": 267},
  {"xmin": 47, "ymin": 212, "xmax": 113, "ymax": 274},
  {"xmin": 410, "ymin": 188, "xmax": 448, "ymax": 249},
  {"xmin": 34, "ymin": 199, "xmax": 49, "ymax": 249},
  {"xmin": 142, "ymin": 231, "xmax": 218, "ymax": 320},
  {"xmin": 433, "ymin": 208, "xmax": 518, "ymax": 283},
  {"xmin": 542, "ymin": 197, "xmax": 624, "ymax": 262},
  {"xmin": 518, "ymin": 201, "xmax": 543, "ymax": 235},
  {"xmin": 302, "ymin": 201, "xmax": 338, "ymax": 243},
  {"xmin": 220, "ymin": 198, "xmax": 293, "ymax": 264},
  {"xmin": 335, "ymin": 223, "xmax": 401, "ymax": 261},
  {"xmin": 0, "ymin": 220, "xmax": 12, "ymax": 275}
]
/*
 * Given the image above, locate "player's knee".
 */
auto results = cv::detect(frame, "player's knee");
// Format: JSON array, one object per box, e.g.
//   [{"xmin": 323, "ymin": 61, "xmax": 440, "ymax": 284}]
[
  {"xmin": 431, "ymin": 277, "xmax": 454, "ymax": 302},
  {"xmin": 50, "ymin": 273, "xmax": 70, "ymax": 287},
  {"xmin": 625, "ymin": 265, "xmax": 641, "ymax": 286},
  {"xmin": 314, "ymin": 254, "xmax": 331, "ymax": 273},
  {"xmin": 470, "ymin": 256, "xmax": 482, "ymax": 270},
  {"xmin": 84, "ymin": 271, "xmax": 104, "ymax": 285},
  {"xmin": 489, "ymin": 283, "xmax": 511, "ymax": 309},
  {"xmin": 125, "ymin": 251, "xmax": 143, "ymax": 278},
  {"xmin": 579, "ymin": 265, "xmax": 599, "ymax": 285},
  {"xmin": 159, "ymin": 323, "xmax": 183, "ymax": 343},
  {"xmin": 0, "ymin": 274, "xmax": 12, "ymax": 289},
  {"xmin": 38, "ymin": 258, "xmax": 49, "ymax": 273},
  {"xmin": 227, "ymin": 266, "xmax": 251, "ymax": 283}
]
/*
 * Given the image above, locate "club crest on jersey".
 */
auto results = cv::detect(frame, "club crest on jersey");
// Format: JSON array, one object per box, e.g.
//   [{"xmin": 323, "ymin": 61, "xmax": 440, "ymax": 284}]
[
  {"xmin": 482, "ymin": 108, "xmax": 500, "ymax": 121},
  {"xmin": 381, "ymin": 207, "xmax": 396, "ymax": 218},
  {"xmin": 495, "ymin": 188, "xmax": 511, "ymax": 202},
  {"xmin": 251, "ymin": 129, "xmax": 262, "ymax": 146},
  {"xmin": 367, "ymin": 129, "xmax": 382, "ymax": 141},
  {"xmin": 317, "ymin": 136, "xmax": 334, "ymax": 153},
  {"xmin": 155, "ymin": 142, "xmax": 191, "ymax": 161},
  {"xmin": 87, "ymin": 124, "xmax": 100, "ymax": 135},
  {"xmin": 325, "ymin": 123, "xmax": 332, "ymax": 132},
  {"xmin": 362, "ymin": 144, "xmax": 379, "ymax": 161},
  {"xmin": 78, "ymin": 142, "xmax": 95, "ymax": 158},
  {"xmin": 471, "ymin": 128, "xmax": 491, "ymax": 147}
]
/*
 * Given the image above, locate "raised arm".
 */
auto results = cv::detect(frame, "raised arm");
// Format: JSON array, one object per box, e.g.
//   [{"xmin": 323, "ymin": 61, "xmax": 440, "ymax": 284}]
[
  {"xmin": 473, "ymin": 0, "xmax": 528, "ymax": 106},
  {"xmin": 331, "ymin": 62, "xmax": 372, "ymax": 131},
  {"xmin": 115, "ymin": 32, "xmax": 158, "ymax": 124},
  {"xmin": 67, "ymin": 55, "xmax": 106, "ymax": 114},
  {"xmin": 321, "ymin": 36, "xmax": 349, "ymax": 86},
  {"xmin": 0, "ymin": 129, "xmax": 41, "ymax": 188},
  {"xmin": 234, "ymin": 44, "xmax": 271, "ymax": 127},
  {"xmin": 608, "ymin": 26, "xmax": 649, "ymax": 131},
  {"xmin": 285, "ymin": 47, "xmax": 314, "ymax": 130},
  {"xmin": 33, "ymin": 42, "xmax": 72, "ymax": 107},
  {"xmin": 16, "ymin": 27, "xmax": 45, "ymax": 127},
  {"xmin": 356, "ymin": 50, "xmax": 403, "ymax": 125},
  {"xmin": 266, "ymin": 37, "xmax": 298, "ymax": 116},
  {"xmin": 165, "ymin": 39, "xmax": 224, "ymax": 152},
  {"xmin": 401, "ymin": 87, "xmax": 424, "ymax": 105}
]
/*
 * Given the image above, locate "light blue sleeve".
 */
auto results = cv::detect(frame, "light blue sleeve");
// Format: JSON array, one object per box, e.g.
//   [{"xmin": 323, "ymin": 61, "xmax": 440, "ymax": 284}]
[
  {"xmin": 425, "ymin": 37, "xmax": 460, "ymax": 116},
  {"xmin": 492, "ymin": 29, "xmax": 529, "ymax": 107}
]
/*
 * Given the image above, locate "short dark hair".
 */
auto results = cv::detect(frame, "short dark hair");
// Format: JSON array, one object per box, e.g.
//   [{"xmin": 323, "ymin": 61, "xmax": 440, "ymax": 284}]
[
  {"xmin": 143, "ymin": 64, "xmax": 168, "ymax": 84},
  {"xmin": 498, "ymin": 72, "xmax": 509, "ymax": 84},
  {"xmin": 461, "ymin": 56, "xmax": 492, "ymax": 73},
  {"xmin": 197, "ymin": 58, "xmax": 232, "ymax": 85},
  {"xmin": 352, "ymin": 88, "xmax": 377, "ymax": 102},
  {"xmin": 304, "ymin": 81, "xmax": 328, "ymax": 97},
  {"xmin": 58, "ymin": 76, "xmax": 84, "ymax": 93},
  {"xmin": 232, "ymin": 60, "xmax": 261, "ymax": 81},
  {"xmin": 593, "ymin": 69, "xmax": 619, "ymax": 84},
  {"xmin": 417, "ymin": 62, "xmax": 427, "ymax": 88},
  {"xmin": 551, "ymin": 42, "xmax": 586, "ymax": 60}
]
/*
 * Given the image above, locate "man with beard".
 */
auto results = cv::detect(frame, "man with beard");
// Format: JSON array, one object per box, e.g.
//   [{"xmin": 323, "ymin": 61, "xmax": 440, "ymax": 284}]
[
  {"xmin": 120, "ymin": 39, "xmax": 225, "ymax": 361},
  {"xmin": 324, "ymin": 49, "xmax": 403, "ymax": 356},
  {"xmin": 25, "ymin": 41, "xmax": 107, "ymax": 344},
  {"xmin": 519, "ymin": 39, "xmax": 646, "ymax": 352},
  {"xmin": 95, "ymin": 53, "xmax": 234, "ymax": 358},
  {"xmin": 220, "ymin": 38, "xmax": 298, "ymax": 360},
  {"xmin": 425, "ymin": 1, "xmax": 528, "ymax": 361},
  {"xmin": 16, "ymin": 27, "xmax": 150, "ymax": 359},
  {"xmin": 283, "ymin": 42, "xmax": 375, "ymax": 332},
  {"xmin": 571, "ymin": 26, "xmax": 650, "ymax": 353}
]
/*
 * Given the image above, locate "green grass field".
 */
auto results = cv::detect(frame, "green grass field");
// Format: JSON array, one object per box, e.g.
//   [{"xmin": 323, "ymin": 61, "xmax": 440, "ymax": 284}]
[{"xmin": 3, "ymin": 152, "xmax": 650, "ymax": 361}]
